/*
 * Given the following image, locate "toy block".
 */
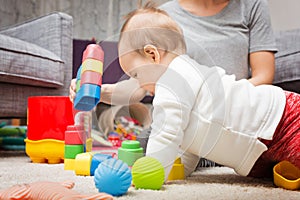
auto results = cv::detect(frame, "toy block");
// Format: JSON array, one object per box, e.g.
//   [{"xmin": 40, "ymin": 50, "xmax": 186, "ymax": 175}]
[
  {"xmin": 64, "ymin": 125, "xmax": 85, "ymax": 145},
  {"xmin": 74, "ymin": 44, "xmax": 104, "ymax": 112},
  {"xmin": 74, "ymin": 84, "xmax": 101, "ymax": 111},
  {"xmin": 64, "ymin": 144, "xmax": 84, "ymax": 159},
  {"xmin": 90, "ymin": 153, "xmax": 113, "ymax": 176},
  {"xmin": 167, "ymin": 157, "xmax": 185, "ymax": 181},
  {"xmin": 85, "ymin": 138, "xmax": 93, "ymax": 152},
  {"xmin": 76, "ymin": 80, "xmax": 81, "ymax": 92},
  {"xmin": 82, "ymin": 59, "xmax": 103, "ymax": 74},
  {"xmin": 75, "ymin": 66, "xmax": 82, "ymax": 93},
  {"xmin": 82, "ymin": 44, "xmax": 104, "ymax": 62},
  {"xmin": 76, "ymin": 65, "xmax": 82, "ymax": 80},
  {"xmin": 64, "ymin": 158, "xmax": 75, "ymax": 170},
  {"xmin": 80, "ymin": 70, "xmax": 102, "ymax": 86},
  {"xmin": 118, "ymin": 140, "xmax": 144, "ymax": 166},
  {"xmin": 74, "ymin": 152, "xmax": 94, "ymax": 176}
]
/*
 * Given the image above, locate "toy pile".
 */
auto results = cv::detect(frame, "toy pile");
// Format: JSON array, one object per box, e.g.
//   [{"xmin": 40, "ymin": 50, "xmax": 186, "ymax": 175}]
[
  {"xmin": 0, "ymin": 122, "xmax": 27, "ymax": 150},
  {"xmin": 107, "ymin": 116, "xmax": 144, "ymax": 147}
]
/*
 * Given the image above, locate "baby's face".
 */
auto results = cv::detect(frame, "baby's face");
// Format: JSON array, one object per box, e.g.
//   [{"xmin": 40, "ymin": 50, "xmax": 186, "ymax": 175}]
[{"xmin": 119, "ymin": 51, "xmax": 163, "ymax": 95}]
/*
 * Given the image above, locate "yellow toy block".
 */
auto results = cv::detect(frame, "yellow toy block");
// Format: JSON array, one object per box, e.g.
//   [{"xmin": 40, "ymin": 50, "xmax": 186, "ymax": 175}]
[
  {"xmin": 82, "ymin": 59, "xmax": 103, "ymax": 74},
  {"xmin": 64, "ymin": 159, "xmax": 75, "ymax": 170},
  {"xmin": 167, "ymin": 157, "xmax": 185, "ymax": 181},
  {"xmin": 85, "ymin": 138, "xmax": 93, "ymax": 152},
  {"xmin": 74, "ymin": 152, "xmax": 94, "ymax": 176}
]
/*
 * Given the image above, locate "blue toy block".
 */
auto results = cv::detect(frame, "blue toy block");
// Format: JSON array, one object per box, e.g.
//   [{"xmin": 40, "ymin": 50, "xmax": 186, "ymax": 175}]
[
  {"xmin": 90, "ymin": 153, "xmax": 113, "ymax": 176},
  {"xmin": 74, "ymin": 83, "xmax": 101, "ymax": 111}
]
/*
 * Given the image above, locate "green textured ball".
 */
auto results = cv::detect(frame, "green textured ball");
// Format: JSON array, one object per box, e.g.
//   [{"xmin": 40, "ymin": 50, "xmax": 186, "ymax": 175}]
[{"xmin": 131, "ymin": 156, "xmax": 165, "ymax": 190}]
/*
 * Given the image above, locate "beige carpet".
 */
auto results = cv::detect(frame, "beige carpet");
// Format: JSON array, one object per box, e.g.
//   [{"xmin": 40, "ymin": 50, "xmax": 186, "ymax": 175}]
[{"xmin": 0, "ymin": 150, "xmax": 299, "ymax": 200}]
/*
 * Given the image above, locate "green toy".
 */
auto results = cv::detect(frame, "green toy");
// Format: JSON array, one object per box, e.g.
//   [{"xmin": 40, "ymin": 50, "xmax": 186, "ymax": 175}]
[
  {"xmin": 118, "ymin": 140, "xmax": 143, "ymax": 166},
  {"xmin": 0, "ymin": 125, "xmax": 27, "ymax": 150},
  {"xmin": 0, "ymin": 125, "xmax": 27, "ymax": 137},
  {"xmin": 131, "ymin": 156, "xmax": 165, "ymax": 190}
]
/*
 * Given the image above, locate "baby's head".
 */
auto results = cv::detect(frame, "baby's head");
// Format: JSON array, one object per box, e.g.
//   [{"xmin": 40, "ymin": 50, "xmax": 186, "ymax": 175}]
[{"xmin": 118, "ymin": 2, "xmax": 186, "ymax": 94}]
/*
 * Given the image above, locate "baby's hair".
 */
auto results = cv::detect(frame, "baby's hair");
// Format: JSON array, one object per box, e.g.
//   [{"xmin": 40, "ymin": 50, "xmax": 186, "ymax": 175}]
[
  {"xmin": 121, "ymin": 1, "xmax": 164, "ymax": 32},
  {"xmin": 119, "ymin": 0, "xmax": 186, "ymax": 56}
]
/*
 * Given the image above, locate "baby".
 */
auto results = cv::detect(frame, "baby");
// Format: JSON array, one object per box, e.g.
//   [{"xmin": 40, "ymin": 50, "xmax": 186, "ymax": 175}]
[{"xmin": 118, "ymin": 3, "xmax": 300, "ymax": 181}]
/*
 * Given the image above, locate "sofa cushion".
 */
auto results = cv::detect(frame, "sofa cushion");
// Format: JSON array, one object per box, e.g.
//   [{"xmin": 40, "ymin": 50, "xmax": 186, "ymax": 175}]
[
  {"xmin": 0, "ymin": 33, "xmax": 64, "ymax": 88},
  {"xmin": 274, "ymin": 29, "xmax": 300, "ymax": 84}
]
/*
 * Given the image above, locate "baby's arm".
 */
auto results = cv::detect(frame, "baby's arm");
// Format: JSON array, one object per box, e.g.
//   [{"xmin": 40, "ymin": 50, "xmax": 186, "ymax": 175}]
[
  {"xmin": 103, "ymin": 78, "xmax": 147, "ymax": 105},
  {"xmin": 69, "ymin": 77, "xmax": 147, "ymax": 105},
  {"xmin": 146, "ymin": 101, "xmax": 186, "ymax": 181},
  {"xmin": 178, "ymin": 149, "xmax": 200, "ymax": 177},
  {"xmin": 146, "ymin": 83, "xmax": 196, "ymax": 181}
]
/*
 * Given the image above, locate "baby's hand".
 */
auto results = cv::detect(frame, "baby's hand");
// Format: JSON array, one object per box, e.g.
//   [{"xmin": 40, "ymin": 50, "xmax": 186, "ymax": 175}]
[{"xmin": 69, "ymin": 78, "xmax": 77, "ymax": 103}]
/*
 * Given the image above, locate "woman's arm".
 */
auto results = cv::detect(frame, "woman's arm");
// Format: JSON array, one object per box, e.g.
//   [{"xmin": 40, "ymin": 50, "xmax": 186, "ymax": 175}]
[
  {"xmin": 247, "ymin": 0, "xmax": 277, "ymax": 86},
  {"xmin": 248, "ymin": 51, "xmax": 275, "ymax": 86}
]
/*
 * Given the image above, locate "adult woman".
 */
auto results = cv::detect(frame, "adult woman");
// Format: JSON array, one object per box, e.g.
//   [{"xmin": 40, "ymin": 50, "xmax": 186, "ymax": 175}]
[{"xmin": 159, "ymin": 0, "xmax": 277, "ymax": 85}]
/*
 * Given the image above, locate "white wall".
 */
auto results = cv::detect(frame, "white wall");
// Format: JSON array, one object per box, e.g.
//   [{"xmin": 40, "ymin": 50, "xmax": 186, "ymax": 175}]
[
  {"xmin": 268, "ymin": 0, "xmax": 300, "ymax": 31},
  {"xmin": 0, "ymin": 0, "xmax": 169, "ymax": 41},
  {"xmin": 0, "ymin": 0, "xmax": 299, "ymax": 40}
]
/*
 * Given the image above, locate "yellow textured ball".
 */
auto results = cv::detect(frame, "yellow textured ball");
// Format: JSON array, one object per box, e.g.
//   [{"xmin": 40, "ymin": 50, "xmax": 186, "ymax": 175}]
[{"xmin": 131, "ymin": 156, "xmax": 165, "ymax": 190}]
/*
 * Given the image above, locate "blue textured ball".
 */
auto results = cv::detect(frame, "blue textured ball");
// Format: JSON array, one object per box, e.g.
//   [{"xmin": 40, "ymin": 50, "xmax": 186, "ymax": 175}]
[
  {"xmin": 90, "ymin": 153, "xmax": 112, "ymax": 176},
  {"xmin": 94, "ymin": 158, "xmax": 132, "ymax": 196}
]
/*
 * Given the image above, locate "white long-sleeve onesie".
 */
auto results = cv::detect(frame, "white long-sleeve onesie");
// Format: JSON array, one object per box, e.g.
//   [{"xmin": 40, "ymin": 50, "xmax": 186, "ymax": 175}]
[{"xmin": 146, "ymin": 55, "xmax": 286, "ymax": 181}]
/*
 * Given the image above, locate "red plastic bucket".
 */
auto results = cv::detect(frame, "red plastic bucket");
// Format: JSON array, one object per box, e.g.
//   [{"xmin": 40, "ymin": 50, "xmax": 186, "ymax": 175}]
[{"xmin": 27, "ymin": 96, "xmax": 74, "ymax": 140}]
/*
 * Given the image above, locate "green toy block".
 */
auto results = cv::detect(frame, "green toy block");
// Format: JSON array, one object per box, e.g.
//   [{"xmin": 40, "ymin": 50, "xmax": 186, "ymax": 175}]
[
  {"xmin": 118, "ymin": 140, "xmax": 144, "ymax": 166},
  {"xmin": 64, "ymin": 144, "xmax": 84, "ymax": 159}
]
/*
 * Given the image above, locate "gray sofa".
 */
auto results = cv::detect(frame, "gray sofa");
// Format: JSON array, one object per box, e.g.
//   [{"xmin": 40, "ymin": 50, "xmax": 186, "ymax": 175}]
[
  {"xmin": 0, "ymin": 12, "xmax": 73, "ymax": 118},
  {"xmin": 273, "ymin": 29, "xmax": 300, "ymax": 93}
]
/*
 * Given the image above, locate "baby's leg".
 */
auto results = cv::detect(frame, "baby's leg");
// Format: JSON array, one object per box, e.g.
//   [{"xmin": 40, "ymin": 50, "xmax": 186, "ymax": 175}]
[
  {"xmin": 250, "ymin": 91, "xmax": 300, "ymax": 178},
  {"xmin": 268, "ymin": 91, "xmax": 300, "ymax": 168}
]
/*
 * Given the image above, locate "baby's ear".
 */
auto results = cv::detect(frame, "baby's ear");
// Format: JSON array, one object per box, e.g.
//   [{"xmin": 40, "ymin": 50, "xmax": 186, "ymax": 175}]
[
  {"xmin": 0, "ymin": 184, "xmax": 31, "ymax": 200},
  {"xmin": 143, "ymin": 44, "xmax": 160, "ymax": 63}
]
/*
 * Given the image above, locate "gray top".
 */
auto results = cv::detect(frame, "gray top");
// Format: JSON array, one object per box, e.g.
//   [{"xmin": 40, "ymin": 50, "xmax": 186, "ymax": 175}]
[{"xmin": 160, "ymin": 0, "xmax": 277, "ymax": 80}]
